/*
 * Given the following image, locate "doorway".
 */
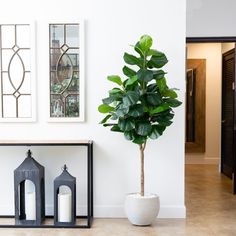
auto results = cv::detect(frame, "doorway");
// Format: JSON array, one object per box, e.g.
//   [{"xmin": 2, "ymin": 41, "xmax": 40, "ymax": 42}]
[{"xmin": 185, "ymin": 37, "xmax": 236, "ymax": 194}]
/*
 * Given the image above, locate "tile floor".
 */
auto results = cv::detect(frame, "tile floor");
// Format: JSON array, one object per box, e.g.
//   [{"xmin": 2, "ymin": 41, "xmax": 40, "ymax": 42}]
[{"xmin": 0, "ymin": 164, "xmax": 236, "ymax": 236}]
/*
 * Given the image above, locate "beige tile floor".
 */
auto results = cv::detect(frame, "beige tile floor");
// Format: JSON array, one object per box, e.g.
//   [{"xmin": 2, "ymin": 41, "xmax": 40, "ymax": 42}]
[{"xmin": 0, "ymin": 164, "xmax": 236, "ymax": 235}]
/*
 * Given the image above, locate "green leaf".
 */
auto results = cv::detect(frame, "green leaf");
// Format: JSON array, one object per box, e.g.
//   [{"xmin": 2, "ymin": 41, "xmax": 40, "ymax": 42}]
[
  {"xmin": 115, "ymin": 104, "xmax": 129, "ymax": 117},
  {"xmin": 133, "ymin": 135, "xmax": 146, "ymax": 144},
  {"xmin": 149, "ymin": 128, "xmax": 160, "ymax": 139},
  {"xmin": 160, "ymin": 110, "xmax": 174, "ymax": 120},
  {"xmin": 146, "ymin": 93, "xmax": 162, "ymax": 106},
  {"xmin": 152, "ymin": 110, "xmax": 174, "ymax": 126},
  {"xmin": 102, "ymin": 96, "xmax": 117, "ymax": 105},
  {"xmin": 147, "ymin": 52, "xmax": 168, "ymax": 68},
  {"xmin": 164, "ymin": 98, "xmax": 182, "ymax": 107},
  {"xmin": 99, "ymin": 114, "xmax": 111, "ymax": 124},
  {"xmin": 163, "ymin": 89, "xmax": 177, "ymax": 98},
  {"xmin": 136, "ymin": 122, "xmax": 152, "ymax": 136},
  {"xmin": 141, "ymin": 92, "xmax": 162, "ymax": 109},
  {"xmin": 98, "ymin": 104, "xmax": 114, "ymax": 113},
  {"xmin": 122, "ymin": 91, "xmax": 139, "ymax": 107},
  {"xmin": 124, "ymin": 131, "xmax": 134, "ymax": 140},
  {"xmin": 148, "ymin": 49, "xmax": 164, "ymax": 56},
  {"xmin": 134, "ymin": 42, "xmax": 144, "ymax": 57},
  {"xmin": 139, "ymin": 35, "xmax": 153, "ymax": 52},
  {"xmin": 111, "ymin": 113, "xmax": 118, "ymax": 120},
  {"xmin": 118, "ymin": 119, "xmax": 135, "ymax": 132},
  {"xmin": 137, "ymin": 69, "xmax": 153, "ymax": 83},
  {"xmin": 123, "ymin": 53, "xmax": 142, "ymax": 67},
  {"xmin": 149, "ymin": 125, "xmax": 165, "ymax": 139},
  {"xmin": 156, "ymin": 77, "xmax": 168, "ymax": 93},
  {"xmin": 153, "ymin": 117, "xmax": 172, "ymax": 126},
  {"xmin": 151, "ymin": 110, "xmax": 174, "ymax": 125},
  {"xmin": 111, "ymin": 125, "xmax": 122, "ymax": 132},
  {"xmin": 109, "ymin": 88, "xmax": 123, "ymax": 95},
  {"xmin": 153, "ymin": 70, "xmax": 166, "ymax": 80},
  {"xmin": 123, "ymin": 66, "xmax": 136, "ymax": 77},
  {"xmin": 125, "ymin": 76, "xmax": 138, "ymax": 88},
  {"xmin": 107, "ymin": 75, "xmax": 123, "ymax": 86},
  {"xmin": 128, "ymin": 104, "xmax": 144, "ymax": 117},
  {"xmin": 147, "ymin": 83, "xmax": 157, "ymax": 93},
  {"xmin": 150, "ymin": 103, "xmax": 170, "ymax": 115},
  {"xmin": 103, "ymin": 123, "xmax": 116, "ymax": 127}
]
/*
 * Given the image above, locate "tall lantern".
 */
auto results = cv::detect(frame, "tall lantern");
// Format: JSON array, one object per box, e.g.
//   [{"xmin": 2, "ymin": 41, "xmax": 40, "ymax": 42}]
[
  {"xmin": 54, "ymin": 165, "xmax": 76, "ymax": 226},
  {"xmin": 14, "ymin": 150, "xmax": 45, "ymax": 225}
]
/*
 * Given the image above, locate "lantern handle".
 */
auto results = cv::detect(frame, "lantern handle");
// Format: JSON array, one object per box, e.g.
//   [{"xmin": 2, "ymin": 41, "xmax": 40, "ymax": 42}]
[
  {"xmin": 62, "ymin": 164, "xmax": 68, "ymax": 171},
  {"xmin": 27, "ymin": 149, "xmax": 32, "ymax": 158}
]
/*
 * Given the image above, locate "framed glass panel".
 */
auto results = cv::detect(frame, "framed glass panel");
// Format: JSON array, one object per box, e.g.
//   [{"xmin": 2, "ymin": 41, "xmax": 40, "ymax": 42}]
[
  {"xmin": 0, "ymin": 23, "xmax": 36, "ymax": 122},
  {"xmin": 49, "ymin": 22, "xmax": 84, "ymax": 122}
]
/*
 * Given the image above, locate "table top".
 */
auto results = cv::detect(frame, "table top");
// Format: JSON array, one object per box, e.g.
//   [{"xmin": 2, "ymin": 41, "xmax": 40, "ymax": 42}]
[{"xmin": 0, "ymin": 140, "xmax": 93, "ymax": 145}]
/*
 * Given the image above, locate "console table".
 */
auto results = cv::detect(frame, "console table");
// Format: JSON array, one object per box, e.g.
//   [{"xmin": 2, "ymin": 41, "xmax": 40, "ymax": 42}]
[{"xmin": 0, "ymin": 140, "xmax": 93, "ymax": 228}]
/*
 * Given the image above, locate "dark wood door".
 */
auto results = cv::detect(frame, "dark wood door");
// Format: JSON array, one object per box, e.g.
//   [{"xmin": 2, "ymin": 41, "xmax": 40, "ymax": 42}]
[
  {"xmin": 185, "ymin": 59, "xmax": 206, "ymax": 153},
  {"xmin": 221, "ymin": 49, "xmax": 236, "ymax": 189}
]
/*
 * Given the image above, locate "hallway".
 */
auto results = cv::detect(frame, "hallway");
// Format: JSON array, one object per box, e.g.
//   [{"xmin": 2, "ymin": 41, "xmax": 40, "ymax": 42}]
[
  {"xmin": 0, "ymin": 164, "xmax": 235, "ymax": 235},
  {"xmin": 185, "ymin": 164, "xmax": 236, "ymax": 235}
]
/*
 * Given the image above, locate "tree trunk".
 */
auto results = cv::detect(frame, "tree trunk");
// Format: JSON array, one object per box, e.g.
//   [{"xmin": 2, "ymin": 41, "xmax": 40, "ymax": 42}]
[{"xmin": 139, "ymin": 141, "xmax": 146, "ymax": 197}]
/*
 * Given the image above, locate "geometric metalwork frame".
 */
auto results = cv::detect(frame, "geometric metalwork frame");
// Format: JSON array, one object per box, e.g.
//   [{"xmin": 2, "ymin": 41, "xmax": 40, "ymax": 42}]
[
  {"xmin": 0, "ymin": 22, "xmax": 36, "ymax": 122},
  {"xmin": 48, "ymin": 21, "xmax": 84, "ymax": 122}
]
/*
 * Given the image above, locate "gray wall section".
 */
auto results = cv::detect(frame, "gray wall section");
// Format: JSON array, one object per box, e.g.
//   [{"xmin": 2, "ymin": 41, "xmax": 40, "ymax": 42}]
[{"xmin": 187, "ymin": 0, "xmax": 236, "ymax": 37}]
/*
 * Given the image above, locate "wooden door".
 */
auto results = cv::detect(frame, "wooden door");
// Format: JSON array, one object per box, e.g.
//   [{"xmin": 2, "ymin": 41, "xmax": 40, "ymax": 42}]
[
  {"xmin": 185, "ymin": 59, "xmax": 206, "ymax": 153},
  {"xmin": 221, "ymin": 49, "xmax": 236, "ymax": 189}
]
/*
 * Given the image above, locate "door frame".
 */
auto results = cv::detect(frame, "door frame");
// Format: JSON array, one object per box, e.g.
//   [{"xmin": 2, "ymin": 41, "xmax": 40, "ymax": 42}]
[
  {"xmin": 187, "ymin": 37, "xmax": 236, "ymax": 43},
  {"xmin": 186, "ymin": 36, "xmax": 236, "ymax": 194}
]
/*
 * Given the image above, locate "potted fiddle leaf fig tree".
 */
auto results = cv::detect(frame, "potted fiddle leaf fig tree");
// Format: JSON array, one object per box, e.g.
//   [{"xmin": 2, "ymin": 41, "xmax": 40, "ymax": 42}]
[{"xmin": 98, "ymin": 35, "xmax": 181, "ymax": 225}]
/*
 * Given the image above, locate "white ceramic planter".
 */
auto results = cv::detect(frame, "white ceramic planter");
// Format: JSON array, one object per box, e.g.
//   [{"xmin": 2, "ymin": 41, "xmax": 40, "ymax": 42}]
[{"xmin": 125, "ymin": 193, "xmax": 160, "ymax": 226}]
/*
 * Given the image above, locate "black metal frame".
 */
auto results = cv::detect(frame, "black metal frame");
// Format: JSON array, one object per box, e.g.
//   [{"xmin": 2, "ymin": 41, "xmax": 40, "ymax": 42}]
[
  {"xmin": 186, "ymin": 37, "xmax": 236, "ymax": 43},
  {"xmin": 0, "ymin": 140, "xmax": 93, "ymax": 228}
]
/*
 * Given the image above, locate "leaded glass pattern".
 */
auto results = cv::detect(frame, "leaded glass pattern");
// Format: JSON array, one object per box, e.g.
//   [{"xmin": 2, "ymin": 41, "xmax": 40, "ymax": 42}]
[
  {"xmin": 0, "ymin": 24, "xmax": 32, "ymax": 118},
  {"xmin": 49, "ymin": 24, "xmax": 80, "ymax": 118}
]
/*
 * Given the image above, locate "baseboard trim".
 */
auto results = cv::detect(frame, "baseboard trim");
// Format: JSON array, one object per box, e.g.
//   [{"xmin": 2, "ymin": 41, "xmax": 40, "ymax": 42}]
[
  {"xmin": 95, "ymin": 205, "xmax": 186, "ymax": 218},
  {"xmin": 94, "ymin": 205, "xmax": 186, "ymax": 218},
  {"xmin": 0, "ymin": 204, "xmax": 186, "ymax": 219},
  {"xmin": 158, "ymin": 205, "xmax": 186, "ymax": 218}
]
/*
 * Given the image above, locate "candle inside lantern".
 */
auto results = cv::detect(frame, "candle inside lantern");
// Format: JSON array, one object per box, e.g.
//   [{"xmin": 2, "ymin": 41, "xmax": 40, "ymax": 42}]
[
  {"xmin": 58, "ymin": 193, "xmax": 72, "ymax": 222},
  {"xmin": 25, "ymin": 191, "xmax": 36, "ymax": 220}
]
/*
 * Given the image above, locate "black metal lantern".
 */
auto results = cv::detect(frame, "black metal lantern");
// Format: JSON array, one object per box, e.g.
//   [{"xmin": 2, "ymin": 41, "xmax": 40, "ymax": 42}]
[
  {"xmin": 54, "ymin": 165, "xmax": 76, "ymax": 226},
  {"xmin": 14, "ymin": 150, "xmax": 45, "ymax": 225}
]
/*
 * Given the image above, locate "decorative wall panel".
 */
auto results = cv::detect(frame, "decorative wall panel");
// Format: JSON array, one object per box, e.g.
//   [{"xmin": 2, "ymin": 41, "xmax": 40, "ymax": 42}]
[
  {"xmin": 0, "ymin": 23, "xmax": 35, "ymax": 122},
  {"xmin": 49, "ymin": 23, "xmax": 84, "ymax": 122}
]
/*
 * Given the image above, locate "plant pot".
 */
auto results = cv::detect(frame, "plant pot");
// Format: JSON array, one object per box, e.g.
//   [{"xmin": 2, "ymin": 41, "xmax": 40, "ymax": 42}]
[{"xmin": 125, "ymin": 193, "xmax": 160, "ymax": 226}]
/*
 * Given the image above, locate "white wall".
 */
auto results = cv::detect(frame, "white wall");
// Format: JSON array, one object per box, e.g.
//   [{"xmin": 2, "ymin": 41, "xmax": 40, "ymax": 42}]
[
  {"xmin": 187, "ymin": 43, "xmax": 222, "ymax": 161},
  {"xmin": 222, "ymin": 43, "xmax": 235, "ymax": 54},
  {"xmin": 187, "ymin": 0, "xmax": 236, "ymax": 37},
  {"xmin": 0, "ymin": 0, "xmax": 186, "ymax": 218}
]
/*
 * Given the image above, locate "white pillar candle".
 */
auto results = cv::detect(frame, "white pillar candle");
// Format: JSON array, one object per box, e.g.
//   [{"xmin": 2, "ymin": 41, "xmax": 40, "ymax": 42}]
[
  {"xmin": 58, "ymin": 193, "xmax": 72, "ymax": 222},
  {"xmin": 25, "ymin": 191, "xmax": 36, "ymax": 220}
]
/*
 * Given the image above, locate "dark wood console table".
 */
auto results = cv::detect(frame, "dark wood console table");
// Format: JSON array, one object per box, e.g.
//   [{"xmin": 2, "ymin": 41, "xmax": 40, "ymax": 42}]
[{"xmin": 0, "ymin": 140, "xmax": 93, "ymax": 228}]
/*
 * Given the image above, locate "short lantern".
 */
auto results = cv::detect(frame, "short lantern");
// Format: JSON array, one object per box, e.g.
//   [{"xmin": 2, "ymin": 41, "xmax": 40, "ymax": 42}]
[
  {"xmin": 14, "ymin": 150, "xmax": 45, "ymax": 225},
  {"xmin": 54, "ymin": 165, "xmax": 76, "ymax": 226}
]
